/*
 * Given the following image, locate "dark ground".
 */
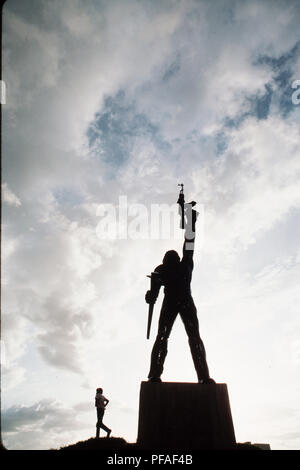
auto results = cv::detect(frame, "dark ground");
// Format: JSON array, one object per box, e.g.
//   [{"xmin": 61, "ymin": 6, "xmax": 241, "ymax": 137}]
[{"xmin": 58, "ymin": 436, "xmax": 263, "ymax": 451}]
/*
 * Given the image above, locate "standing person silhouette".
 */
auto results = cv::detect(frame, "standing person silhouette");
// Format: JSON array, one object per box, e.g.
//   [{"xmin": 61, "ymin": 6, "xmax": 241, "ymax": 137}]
[
  {"xmin": 145, "ymin": 200, "xmax": 214, "ymax": 384},
  {"xmin": 95, "ymin": 387, "xmax": 111, "ymax": 438}
]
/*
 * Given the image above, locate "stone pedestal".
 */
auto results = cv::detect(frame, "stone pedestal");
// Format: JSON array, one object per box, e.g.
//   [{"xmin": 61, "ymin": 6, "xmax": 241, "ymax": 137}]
[{"xmin": 137, "ymin": 381, "xmax": 236, "ymax": 450}]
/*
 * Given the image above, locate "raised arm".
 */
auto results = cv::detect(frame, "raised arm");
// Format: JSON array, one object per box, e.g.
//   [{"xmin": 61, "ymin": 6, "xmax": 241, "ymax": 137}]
[{"xmin": 182, "ymin": 206, "xmax": 198, "ymax": 264}]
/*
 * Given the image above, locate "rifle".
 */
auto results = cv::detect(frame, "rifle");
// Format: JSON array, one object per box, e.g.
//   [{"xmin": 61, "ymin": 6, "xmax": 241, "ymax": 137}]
[
  {"xmin": 146, "ymin": 272, "xmax": 160, "ymax": 339},
  {"xmin": 177, "ymin": 183, "xmax": 185, "ymax": 229},
  {"xmin": 177, "ymin": 183, "xmax": 198, "ymax": 236}
]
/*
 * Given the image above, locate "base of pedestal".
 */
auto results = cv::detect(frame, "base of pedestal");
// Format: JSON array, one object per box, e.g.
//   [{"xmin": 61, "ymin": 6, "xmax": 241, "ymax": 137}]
[{"xmin": 137, "ymin": 381, "xmax": 236, "ymax": 450}]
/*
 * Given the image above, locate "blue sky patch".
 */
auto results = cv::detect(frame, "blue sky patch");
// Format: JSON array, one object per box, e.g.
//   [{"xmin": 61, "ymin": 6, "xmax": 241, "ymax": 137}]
[
  {"xmin": 87, "ymin": 90, "xmax": 171, "ymax": 169},
  {"xmin": 53, "ymin": 187, "xmax": 84, "ymax": 206},
  {"xmin": 255, "ymin": 42, "xmax": 300, "ymax": 117},
  {"xmin": 162, "ymin": 56, "xmax": 181, "ymax": 82}
]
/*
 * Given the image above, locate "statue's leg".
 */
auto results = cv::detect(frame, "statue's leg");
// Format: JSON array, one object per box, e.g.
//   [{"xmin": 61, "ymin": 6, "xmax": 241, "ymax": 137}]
[
  {"xmin": 180, "ymin": 298, "xmax": 210, "ymax": 382},
  {"xmin": 148, "ymin": 299, "xmax": 178, "ymax": 380}
]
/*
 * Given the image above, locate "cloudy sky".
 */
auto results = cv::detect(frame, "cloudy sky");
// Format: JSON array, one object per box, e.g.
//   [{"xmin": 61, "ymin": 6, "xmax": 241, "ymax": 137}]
[{"xmin": 2, "ymin": 0, "xmax": 300, "ymax": 450}]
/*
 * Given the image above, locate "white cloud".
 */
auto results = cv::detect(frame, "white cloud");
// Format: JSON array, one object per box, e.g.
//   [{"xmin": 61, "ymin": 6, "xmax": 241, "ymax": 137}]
[
  {"xmin": 197, "ymin": 115, "xmax": 300, "ymax": 255},
  {"xmin": 2, "ymin": 399, "xmax": 92, "ymax": 450},
  {"xmin": 2, "ymin": 183, "xmax": 21, "ymax": 207},
  {"xmin": 2, "ymin": 0, "xmax": 300, "ymax": 451}
]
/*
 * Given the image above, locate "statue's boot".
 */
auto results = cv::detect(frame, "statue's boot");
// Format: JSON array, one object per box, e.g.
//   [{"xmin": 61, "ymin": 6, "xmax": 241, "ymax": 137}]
[{"xmin": 199, "ymin": 378, "xmax": 216, "ymax": 384}]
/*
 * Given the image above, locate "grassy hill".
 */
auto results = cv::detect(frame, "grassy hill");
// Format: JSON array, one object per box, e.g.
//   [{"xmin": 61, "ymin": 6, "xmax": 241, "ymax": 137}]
[
  {"xmin": 58, "ymin": 437, "xmax": 262, "ymax": 451},
  {"xmin": 59, "ymin": 437, "xmax": 132, "ymax": 451}
]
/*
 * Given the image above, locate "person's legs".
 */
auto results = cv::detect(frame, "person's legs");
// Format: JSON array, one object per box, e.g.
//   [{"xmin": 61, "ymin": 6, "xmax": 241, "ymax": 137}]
[
  {"xmin": 180, "ymin": 298, "xmax": 211, "ymax": 383},
  {"xmin": 96, "ymin": 408, "xmax": 103, "ymax": 437},
  {"xmin": 100, "ymin": 420, "xmax": 111, "ymax": 434},
  {"xmin": 148, "ymin": 298, "xmax": 178, "ymax": 380},
  {"xmin": 96, "ymin": 408, "xmax": 111, "ymax": 437}
]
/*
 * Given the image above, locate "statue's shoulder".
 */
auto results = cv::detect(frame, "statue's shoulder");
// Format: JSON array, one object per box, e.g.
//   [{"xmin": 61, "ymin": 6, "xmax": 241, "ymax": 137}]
[
  {"xmin": 154, "ymin": 264, "xmax": 164, "ymax": 274},
  {"xmin": 154, "ymin": 265, "xmax": 165, "ymax": 280}
]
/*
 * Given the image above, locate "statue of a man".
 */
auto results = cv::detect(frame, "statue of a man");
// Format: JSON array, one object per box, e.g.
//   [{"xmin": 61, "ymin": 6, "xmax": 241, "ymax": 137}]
[{"xmin": 145, "ymin": 201, "xmax": 214, "ymax": 384}]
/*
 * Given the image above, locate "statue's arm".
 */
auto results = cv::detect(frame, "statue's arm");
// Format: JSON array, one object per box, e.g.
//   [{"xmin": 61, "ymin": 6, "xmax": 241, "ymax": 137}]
[
  {"xmin": 182, "ymin": 235, "xmax": 195, "ymax": 272},
  {"xmin": 183, "ymin": 235, "xmax": 195, "ymax": 257},
  {"xmin": 182, "ymin": 206, "xmax": 197, "ymax": 264}
]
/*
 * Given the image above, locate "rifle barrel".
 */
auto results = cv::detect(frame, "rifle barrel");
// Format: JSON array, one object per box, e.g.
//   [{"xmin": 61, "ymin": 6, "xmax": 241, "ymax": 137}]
[{"xmin": 147, "ymin": 303, "xmax": 154, "ymax": 339}]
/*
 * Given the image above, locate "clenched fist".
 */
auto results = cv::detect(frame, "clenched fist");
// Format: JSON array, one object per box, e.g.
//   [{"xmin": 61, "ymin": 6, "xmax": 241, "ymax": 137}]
[{"xmin": 145, "ymin": 290, "xmax": 156, "ymax": 304}]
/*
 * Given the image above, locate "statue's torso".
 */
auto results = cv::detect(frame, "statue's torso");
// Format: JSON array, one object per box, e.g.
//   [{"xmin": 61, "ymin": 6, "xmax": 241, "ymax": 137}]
[{"xmin": 155, "ymin": 260, "xmax": 193, "ymax": 301}]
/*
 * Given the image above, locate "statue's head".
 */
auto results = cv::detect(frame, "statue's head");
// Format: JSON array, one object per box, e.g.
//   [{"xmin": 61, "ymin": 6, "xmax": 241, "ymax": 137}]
[
  {"xmin": 163, "ymin": 250, "xmax": 180, "ymax": 267},
  {"xmin": 96, "ymin": 387, "xmax": 103, "ymax": 394}
]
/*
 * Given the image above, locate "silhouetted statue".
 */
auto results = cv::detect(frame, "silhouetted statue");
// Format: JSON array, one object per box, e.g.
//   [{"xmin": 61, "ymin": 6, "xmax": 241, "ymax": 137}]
[
  {"xmin": 95, "ymin": 387, "xmax": 111, "ymax": 438},
  {"xmin": 145, "ymin": 186, "xmax": 214, "ymax": 384}
]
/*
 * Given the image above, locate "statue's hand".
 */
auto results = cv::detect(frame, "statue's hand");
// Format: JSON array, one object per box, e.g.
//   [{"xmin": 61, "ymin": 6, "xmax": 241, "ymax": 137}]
[{"xmin": 145, "ymin": 290, "xmax": 156, "ymax": 304}]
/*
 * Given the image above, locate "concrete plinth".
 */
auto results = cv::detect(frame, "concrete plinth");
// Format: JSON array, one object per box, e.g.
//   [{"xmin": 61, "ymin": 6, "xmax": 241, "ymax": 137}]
[{"xmin": 137, "ymin": 381, "xmax": 236, "ymax": 450}]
